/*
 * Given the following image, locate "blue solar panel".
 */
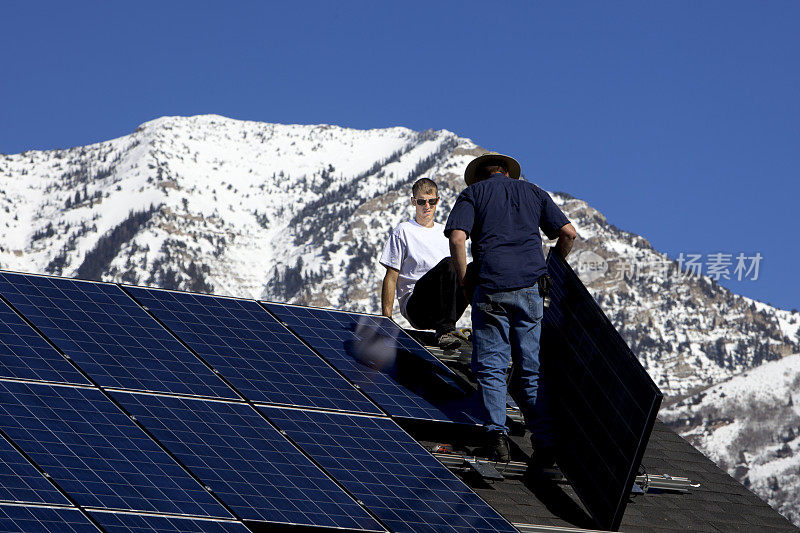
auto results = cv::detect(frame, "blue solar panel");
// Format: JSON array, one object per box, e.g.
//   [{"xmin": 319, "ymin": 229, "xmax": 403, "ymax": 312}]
[
  {"xmin": 0, "ymin": 505, "xmax": 98, "ymax": 532},
  {"xmin": 0, "ymin": 381, "xmax": 231, "ymax": 518},
  {"xmin": 124, "ymin": 287, "xmax": 380, "ymax": 414},
  {"xmin": 0, "ymin": 273, "xmax": 235, "ymax": 398},
  {"xmin": 0, "ymin": 299, "xmax": 89, "ymax": 385},
  {"xmin": 262, "ymin": 407, "xmax": 516, "ymax": 533},
  {"xmin": 263, "ymin": 304, "xmax": 481, "ymax": 424},
  {"xmin": 89, "ymin": 511, "xmax": 249, "ymax": 533},
  {"xmin": 111, "ymin": 392, "xmax": 384, "ymax": 531},
  {"xmin": 0, "ymin": 435, "xmax": 69, "ymax": 506},
  {"xmin": 542, "ymin": 253, "xmax": 662, "ymax": 531}
]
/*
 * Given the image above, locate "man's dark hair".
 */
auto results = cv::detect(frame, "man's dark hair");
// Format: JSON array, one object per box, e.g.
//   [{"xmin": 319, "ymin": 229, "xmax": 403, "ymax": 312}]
[
  {"xmin": 412, "ymin": 177, "xmax": 438, "ymax": 197},
  {"xmin": 477, "ymin": 160, "xmax": 508, "ymax": 181}
]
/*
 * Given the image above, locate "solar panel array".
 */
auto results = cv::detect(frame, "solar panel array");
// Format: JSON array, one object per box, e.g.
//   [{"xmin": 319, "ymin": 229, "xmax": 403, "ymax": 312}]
[
  {"xmin": 264, "ymin": 303, "xmax": 482, "ymax": 424},
  {"xmin": 124, "ymin": 287, "xmax": 380, "ymax": 414},
  {"xmin": 541, "ymin": 253, "xmax": 663, "ymax": 531},
  {"xmin": 0, "ymin": 271, "xmax": 514, "ymax": 532}
]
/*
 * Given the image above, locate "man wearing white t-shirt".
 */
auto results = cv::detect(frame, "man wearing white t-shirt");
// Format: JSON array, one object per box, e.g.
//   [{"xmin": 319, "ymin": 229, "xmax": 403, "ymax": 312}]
[{"xmin": 380, "ymin": 178, "xmax": 468, "ymax": 349}]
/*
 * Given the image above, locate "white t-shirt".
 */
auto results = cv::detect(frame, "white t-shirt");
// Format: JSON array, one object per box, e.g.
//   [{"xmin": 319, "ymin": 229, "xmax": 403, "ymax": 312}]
[{"xmin": 379, "ymin": 218, "xmax": 451, "ymax": 319}]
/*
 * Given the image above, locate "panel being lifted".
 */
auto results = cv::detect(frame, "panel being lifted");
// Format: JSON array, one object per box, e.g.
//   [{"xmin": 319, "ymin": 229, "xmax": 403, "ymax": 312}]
[
  {"xmin": 112, "ymin": 391, "xmax": 384, "ymax": 531},
  {"xmin": 0, "ymin": 381, "xmax": 232, "ymax": 518},
  {"xmin": 263, "ymin": 303, "xmax": 481, "ymax": 424},
  {"xmin": 124, "ymin": 287, "xmax": 380, "ymax": 414},
  {"xmin": 541, "ymin": 253, "xmax": 663, "ymax": 531},
  {"xmin": 0, "ymin": 272, "xmax": 235, "ymax": 399},
  {"xmin": 262, "ymin": 406, "xmax": 517, "ymax": 533}
]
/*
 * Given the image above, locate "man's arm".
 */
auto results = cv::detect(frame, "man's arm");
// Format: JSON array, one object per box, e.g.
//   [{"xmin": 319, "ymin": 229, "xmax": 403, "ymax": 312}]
[
  {"xmin": 554, "ymin": 223, "xmax": 577, "ymax": 258},
  {"xmin": 381, "ymin": 266, "xmax": 400, "ymax": 317},
  {"xmin": 448, "ymin": 230, "xmax": 469, "ymax": 285}
]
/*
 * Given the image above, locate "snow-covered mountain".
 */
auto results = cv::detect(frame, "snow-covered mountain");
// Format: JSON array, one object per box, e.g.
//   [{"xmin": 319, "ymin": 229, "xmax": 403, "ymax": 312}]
[
  {"xmin": 2, "ymin": 114, "xmax": 796, "ymax": 396},
  {"xmin": 661, "ymin": 354, "xmax": 800, "ymax": 526},
  {"xmin": 2, "ymin": 113, "xmax": 799, "ymax": 524}
]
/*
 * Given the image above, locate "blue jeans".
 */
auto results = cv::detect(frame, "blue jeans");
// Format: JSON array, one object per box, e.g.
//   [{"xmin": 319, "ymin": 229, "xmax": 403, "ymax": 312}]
[{"xmin": 471, "ymin": 284, "xmax": 552, "ymax": 446}]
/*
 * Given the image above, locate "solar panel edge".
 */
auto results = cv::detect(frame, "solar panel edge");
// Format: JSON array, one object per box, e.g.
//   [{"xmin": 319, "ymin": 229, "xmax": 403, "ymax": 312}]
[{"xmin": 610, "ymin": 393, "xmax": 662, "ymax": 531}]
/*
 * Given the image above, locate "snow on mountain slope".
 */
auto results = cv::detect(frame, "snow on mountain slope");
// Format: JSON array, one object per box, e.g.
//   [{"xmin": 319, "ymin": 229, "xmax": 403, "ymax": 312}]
[
  {"xmin": 661, "ymin": 354, "xmax": 800, "ymax": 526},
  {"xmin": 0, "ymin": 114, "xmax": 797, "ymax": 399}
]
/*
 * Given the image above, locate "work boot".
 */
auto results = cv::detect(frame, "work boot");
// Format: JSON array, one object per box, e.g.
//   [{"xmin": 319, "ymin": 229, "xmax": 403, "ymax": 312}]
[
  {"xmin": 435, "ymin": 330, "xmax": 461, "ymax": 349},
  {"xmin": 486, "ymin": 431, "xmax": 510, "ymax": 462}
]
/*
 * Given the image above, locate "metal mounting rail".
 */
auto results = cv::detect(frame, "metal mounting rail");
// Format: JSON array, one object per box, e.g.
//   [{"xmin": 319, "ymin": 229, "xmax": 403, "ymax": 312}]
[
  {"xmin": 432, "ymin": 453, "xmax": 697, "ymax": 493},
  {"xmin": 512, "ymin": 523, "xmax": 611, "ymax": 533}
]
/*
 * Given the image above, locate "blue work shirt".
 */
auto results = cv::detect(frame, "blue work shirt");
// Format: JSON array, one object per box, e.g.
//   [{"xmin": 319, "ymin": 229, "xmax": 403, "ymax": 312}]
[{"xmin": 444, "ymin": 173, "xmax": 570, "ymax": 291}]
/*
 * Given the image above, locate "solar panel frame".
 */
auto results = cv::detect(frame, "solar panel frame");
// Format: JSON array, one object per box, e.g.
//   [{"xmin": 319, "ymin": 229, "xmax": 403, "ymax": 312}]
[
  {"xmin": 261, "ymin": 406, "xmax": 517, "ymax": 533},
  {"xmin": 0, "ymin": 381, "xmax": 232, "ymax": 518},
  {"xmin": 0, "ymin": 298, "xmax": 89, "ymax": 386},
  {"xmin": 262, "ymin": 303, "xmax": 482, "ymax": 425},
  {"xmin": 0, "ymin": 504, "xmax": 99, "ymax": 532},
  {"xmin": 88, "ymin": 511, "xmax": 250, "ymax": 533},
  {"xmin": 111, "ymin": 391, "xmax": 385, "ymax": 531},
  {"xmin": 123, "ymin": 286, "xmax": 381, "ymax": 414},
  {"xmin": 541, "ymin": 252, "xmax": 663, "ymax": 531},
  {"xmin": 0, "ymin": 272, "xmax": 235, "ymax": 399}
]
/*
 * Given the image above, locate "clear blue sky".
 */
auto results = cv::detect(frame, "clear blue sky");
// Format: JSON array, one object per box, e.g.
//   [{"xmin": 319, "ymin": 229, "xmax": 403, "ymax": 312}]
[{"xmin": 2, "ymin": 1, "xmax": 798, "ymax": 310}]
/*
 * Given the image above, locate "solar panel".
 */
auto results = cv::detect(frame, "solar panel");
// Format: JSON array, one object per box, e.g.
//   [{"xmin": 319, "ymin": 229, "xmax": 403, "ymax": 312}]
[
  {"xmin": 0, "ymin": 381, "xmax": 231, "ymax": 518},
  {"xmin": 541, "ymin": 252, "xmax": 663, "ymax": 531},
  {"xmin": 111, "ymin": 392, "xmax": 384, "ymax": 531},
  {"xmin": 263, "ymin": 303, "xmax": 481, "ymax": 424},
  {"xmin": 261, "ymin": 406, "xmax": 517, "ymax": 533},
  {"xmin": 0, "ymin": 505, "xmax": 98, "ymax": 532},
  {"xmin": 0, "ymin": 435, "xmax": 70, "ymax": 506},
  {"xmin": 0, "ymin": 299, "xmax": 89, "ymax": 385},
  {"xmin": 124, "ymin": 287, "xmax": 380, "ymax": 414},
  {"xmin": 89, "ymin": 511, "xmax": 249, "ymax": 533},
  {"xmin": 0, "ymin": 272, "xmax": 235, "ymax": 398}
]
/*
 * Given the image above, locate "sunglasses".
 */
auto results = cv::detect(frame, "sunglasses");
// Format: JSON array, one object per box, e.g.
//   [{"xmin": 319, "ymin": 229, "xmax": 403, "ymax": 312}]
[{"xmin": 413, "ymin": 197, "xmax": 439, "ymax": 206}]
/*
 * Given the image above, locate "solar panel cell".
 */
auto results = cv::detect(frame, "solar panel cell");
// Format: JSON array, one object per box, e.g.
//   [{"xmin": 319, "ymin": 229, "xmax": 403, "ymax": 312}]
[
  {"xmin": 111, "ymin": 392, "xmax": 384, "ymax": 531},
  {"xmin": 262, "ymin": 407, "xmax": 517, "ymax": 533},
  {"xmin": 263, "ymin": 304, "xmax": 481, "ymax": 424},
  {"xmin": 0, "ymin": 273, "xmax": 234, "ymax": 398},
  {"xmin": 0, "ymin": 382, "xmax": 231, "ymax": 518},
  {"xmin": 124, "ymin": 287, "xmax": 380, "ymax": 414}
]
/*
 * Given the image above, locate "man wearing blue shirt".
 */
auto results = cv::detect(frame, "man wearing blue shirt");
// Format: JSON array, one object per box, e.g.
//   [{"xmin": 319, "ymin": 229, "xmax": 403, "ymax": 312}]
[{"xmin": 445, "ymin": 152, "xmax": 577, "ymax": 463}]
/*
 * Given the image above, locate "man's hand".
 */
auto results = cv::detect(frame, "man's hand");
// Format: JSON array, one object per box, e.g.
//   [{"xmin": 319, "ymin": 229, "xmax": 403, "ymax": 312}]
[
  {"xmin": 555, "ymin": 223, "xmax": 577, "ymax": 258},
  {"xmin": 381, "ymin": 267, "xmax": 399, "ymax": 317}
]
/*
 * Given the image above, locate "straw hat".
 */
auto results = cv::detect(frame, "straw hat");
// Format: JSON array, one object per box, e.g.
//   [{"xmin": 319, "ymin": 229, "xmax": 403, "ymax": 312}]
[{"xmin": 464, "ymin": 152, "xmax": 522, "ymax": 186}]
